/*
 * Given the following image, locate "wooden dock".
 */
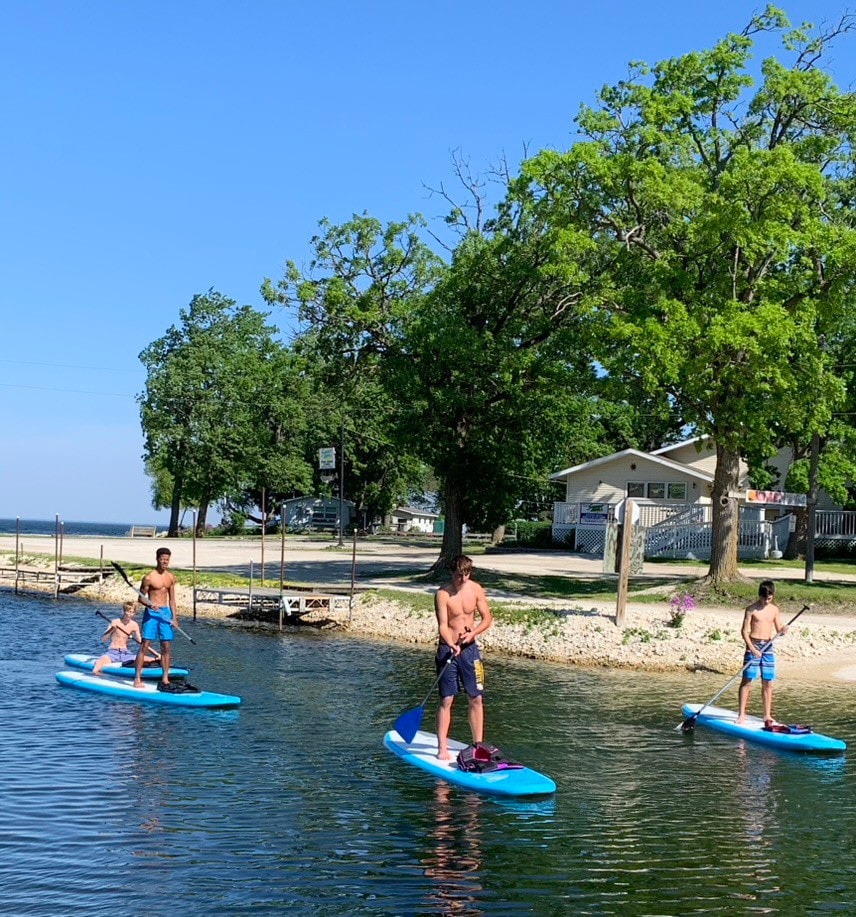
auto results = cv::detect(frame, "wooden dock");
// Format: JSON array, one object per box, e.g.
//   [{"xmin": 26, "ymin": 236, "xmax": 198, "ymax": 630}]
[
  {"xmin": 193, "ymin": 585, "xmax": 352, "ymax": 623},
  {"xmin": 0, "ymin": 564, "xmax": 110, "ymax": 597}
]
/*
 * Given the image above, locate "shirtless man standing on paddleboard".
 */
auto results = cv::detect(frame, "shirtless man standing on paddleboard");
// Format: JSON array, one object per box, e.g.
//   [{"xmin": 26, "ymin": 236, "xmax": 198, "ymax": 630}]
[
  {"xmin": 737, "ymin": 580, "xmax": 787, "ymax": 724},
  {"xmin": 435, "ymin": 554, "xmax": 494, "ymax": 761},
  {"xmin": 133, "ymin": 547, "xmax": 178, "ymax": 691}
]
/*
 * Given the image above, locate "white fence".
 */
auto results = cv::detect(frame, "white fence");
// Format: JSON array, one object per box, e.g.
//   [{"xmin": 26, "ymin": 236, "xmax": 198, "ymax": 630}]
[
  {"xmin": 816, "ymin": 511, "xmax": 856, "ymax": 538},
  {"xmin": 553, "ymin": 501, "xmax": 710, "ymax": 528},
  {"xmin": 553, "ymin": 502, "xmax": 856, "ymax": 559}
]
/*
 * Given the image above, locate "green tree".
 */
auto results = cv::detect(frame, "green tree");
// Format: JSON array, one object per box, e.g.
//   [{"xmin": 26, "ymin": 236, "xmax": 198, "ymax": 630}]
[
  {"xmin": 394, "ymin": 217, "xmax": 606, "ymax": 569},
  {"xmin": 220, "ymin": 346, "xmax": 316, "ymax": 527},
  {"xmin": 139, "ymin": 291, "xmax": 282, "ymax": 536},
  {"xmin": 522, "ymin": 6, "xmax": 856, "ymax": 584},
  {"xmin": 262, "ymin": 214, "xmax": 443, "ymax": 528}
]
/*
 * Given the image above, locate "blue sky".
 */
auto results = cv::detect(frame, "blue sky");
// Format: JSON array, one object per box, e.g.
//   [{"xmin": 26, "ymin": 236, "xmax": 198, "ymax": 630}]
[{"xmin": 1, "ymin": 1, "xmax": 852, "ymax": 524}]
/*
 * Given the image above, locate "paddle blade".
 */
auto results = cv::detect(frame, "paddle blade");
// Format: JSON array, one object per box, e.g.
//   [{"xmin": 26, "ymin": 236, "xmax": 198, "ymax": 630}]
[
  {"xmin": 679, "ymin": 716, "xmax": 697, "ymax": 733},
  {"xmin": 110, "ymin": 561, "xmax": 134, "ymax": 590},
  {"xmin": 394, "ymin": 705, "xmax": 424, "ymax": 744}
]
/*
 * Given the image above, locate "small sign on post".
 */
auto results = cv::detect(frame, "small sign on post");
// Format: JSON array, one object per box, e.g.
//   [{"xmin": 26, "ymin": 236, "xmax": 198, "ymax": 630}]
[{"xmin": 318, "ymin": 447, "xmax": 336, "ymax": 470}]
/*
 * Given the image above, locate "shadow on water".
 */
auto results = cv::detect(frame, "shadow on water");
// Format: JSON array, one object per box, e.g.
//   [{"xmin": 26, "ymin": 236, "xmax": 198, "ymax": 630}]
[{"xmin": 1, "ymin": 591, "xmax": 854, "ymax": 915}]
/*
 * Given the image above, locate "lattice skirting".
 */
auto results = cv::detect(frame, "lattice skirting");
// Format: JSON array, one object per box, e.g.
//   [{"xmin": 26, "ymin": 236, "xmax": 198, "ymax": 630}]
[{"xmin": 574, "ymin": 526, "xmax": 606, "ymax": 555}]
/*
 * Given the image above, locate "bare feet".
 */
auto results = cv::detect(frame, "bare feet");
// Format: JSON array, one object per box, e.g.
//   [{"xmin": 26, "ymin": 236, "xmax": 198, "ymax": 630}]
[
  {"xmin": 133, "ymin": 680, "xmax": 143, "ymax": 689},
  {"xmin": 438, "ymin": 749, "xmax": 451, "ymax": 761}
]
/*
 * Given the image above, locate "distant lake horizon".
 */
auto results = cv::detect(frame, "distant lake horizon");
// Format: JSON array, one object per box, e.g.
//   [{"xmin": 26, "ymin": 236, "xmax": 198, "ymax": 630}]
[{"xmin": 0, "ymin": 518, "xmax": 167, "ymax": 538}]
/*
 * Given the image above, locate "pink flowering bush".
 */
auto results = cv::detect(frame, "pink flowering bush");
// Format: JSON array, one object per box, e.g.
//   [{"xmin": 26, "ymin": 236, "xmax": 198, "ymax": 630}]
[{"xmin": 668, "ymin": 592, "xmax": 696, "ymax": 628}]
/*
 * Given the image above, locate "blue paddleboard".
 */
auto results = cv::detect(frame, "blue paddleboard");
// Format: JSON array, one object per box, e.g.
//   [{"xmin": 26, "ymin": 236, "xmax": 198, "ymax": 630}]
[
  {"xmin": 56, "ymin": 670, "xmax": 241, "ymax": 709},
  {"xmin": 383, "ymin": 729, "xmax": 556, "ymax": 797},
  {"xmin": 64, "ymin": 653, "xmax": 190, "ymax": 680},
  {"xmin": 682, "ymin": 703, "xmax": 845, "ymax": 754}
]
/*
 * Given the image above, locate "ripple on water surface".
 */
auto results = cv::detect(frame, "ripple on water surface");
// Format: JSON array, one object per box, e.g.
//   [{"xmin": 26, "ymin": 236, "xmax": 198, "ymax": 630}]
[{"xmin": 1, "ymin": 593, "xmax": 854, "ymax": 915}]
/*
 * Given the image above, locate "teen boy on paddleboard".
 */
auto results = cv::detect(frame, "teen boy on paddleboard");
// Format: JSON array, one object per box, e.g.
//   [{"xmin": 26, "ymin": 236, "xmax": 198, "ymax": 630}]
[
  {"xmin": 435, "ymin": 554, "xmax": 494, "ymax": 761},
  {"xmin": 133, "ymin": 547, "xmax": 179, "ymax": 691},
  {"xmin": 92, "ymin": 600, "xmax": 160, "ymax": 674},
  {"xmin": 737, "ymin": 580, "xmax": 788, "ymax": 725}
]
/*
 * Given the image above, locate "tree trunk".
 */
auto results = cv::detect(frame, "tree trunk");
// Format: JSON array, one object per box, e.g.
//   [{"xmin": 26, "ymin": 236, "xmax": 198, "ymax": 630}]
[
  {"xmin": 785, "ymin": 507, "xmax": 807, "ymax": 559},
  {"xmin": 707, "ymin": 442, "xmax": 741, "ymax": 583},
  {"xmin": 196, "ymin": 501, "xmax": 210, "ymax": 537},
  {"xmin": 168, "ymin": 474, "xmax": 183, "ymax": 538},
  {"xmin": 431, "ymin": 480, "xmax": 465, "ymax": 576}
]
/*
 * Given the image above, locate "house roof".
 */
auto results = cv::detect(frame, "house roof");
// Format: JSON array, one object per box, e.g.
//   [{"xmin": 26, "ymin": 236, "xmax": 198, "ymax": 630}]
[
  {"xmin": 550, "ymin": 447, "xmax": 714, "ymax": 483},
  {"xmin": 651, "ymin": 435, "xmax": 710, "ymax": 456},
  {"xmin": 282, "ymin": 495, "xmax": 356, "ymax": 507},
  {"xmin": 393, "ymin": 506, "xmax": 440, "ymax": 519}
]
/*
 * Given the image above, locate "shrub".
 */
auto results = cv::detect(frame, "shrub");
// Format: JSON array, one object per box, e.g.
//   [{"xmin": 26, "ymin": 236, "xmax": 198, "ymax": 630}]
[{"xmin": 668, "ymin": 592, "xmax": 696, "ymax": 628}]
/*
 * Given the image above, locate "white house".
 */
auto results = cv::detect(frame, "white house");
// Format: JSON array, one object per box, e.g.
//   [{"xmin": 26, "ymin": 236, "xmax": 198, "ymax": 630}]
[
  {"xmin": 282, "ymin": 496, "xmax": 355, "ymax": 532},
  {"xmin": 389, "ymin": 506, "xmax": 441, "ymax": 534},
  {"xmin": 549, "ymin": 436, "xmax": 849, "ymax": 558}
]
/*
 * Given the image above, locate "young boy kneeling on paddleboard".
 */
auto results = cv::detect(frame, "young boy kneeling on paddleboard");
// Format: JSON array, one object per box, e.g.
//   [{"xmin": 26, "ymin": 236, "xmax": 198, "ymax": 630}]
[
  {"xmin": 435, "ymin": 555, "xmax": 494, "ymax": 761},
  {"xmin": 92, "ymin": 601, "xmax": 159, "ymax": 674},
  {"xmin": 737, "ymin": 580, "xmax": 788, "ymax": 725}
]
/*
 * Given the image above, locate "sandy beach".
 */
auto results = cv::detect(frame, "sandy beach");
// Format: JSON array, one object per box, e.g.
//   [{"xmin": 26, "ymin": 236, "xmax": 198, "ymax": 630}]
[{"xmin": 3, "ymin": 533, "xmax": 856, "ymax": 683}]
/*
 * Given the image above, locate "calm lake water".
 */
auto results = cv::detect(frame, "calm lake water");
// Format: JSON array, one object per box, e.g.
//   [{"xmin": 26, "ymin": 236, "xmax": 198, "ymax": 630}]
[
  {"xmin": 2, "ymin": 590, "xmax": 854, "ymax": 916},
  {"xmin": 0, "ymin": 518, "xmax": 144, "ymax": 538}
]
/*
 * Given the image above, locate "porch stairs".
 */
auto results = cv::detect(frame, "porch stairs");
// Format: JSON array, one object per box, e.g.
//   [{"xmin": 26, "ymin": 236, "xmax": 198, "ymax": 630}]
[{"xmin": 645, "ymin": 505, "xmax": 709, "ymax": 558}]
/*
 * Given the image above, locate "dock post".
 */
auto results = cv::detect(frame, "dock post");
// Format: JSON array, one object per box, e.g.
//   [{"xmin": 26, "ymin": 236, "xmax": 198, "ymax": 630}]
[
  {"xmin": 14, "ymin": 517, "xmax": 20, "ymax": 595},
  {"xmin": 54, "ymin": 514, "xmax": 60, "ymax": 600},
  {"xmin": 193, "ymin": 511, "xmax": 198, "ymax": 622}
]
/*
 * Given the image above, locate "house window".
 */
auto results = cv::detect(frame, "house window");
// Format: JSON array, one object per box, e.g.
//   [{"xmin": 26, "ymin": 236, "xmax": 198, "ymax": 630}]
[
  {"xmin": 668, "ymin": 482, "xmax": 688, "ymax": 500},
  {"xmin": 647, "ymin": 483, "xmax": 666, "ymax": 499},
  {"xmin": 627, "ymin": 482, "xmax": 645, "ymax": 498}
]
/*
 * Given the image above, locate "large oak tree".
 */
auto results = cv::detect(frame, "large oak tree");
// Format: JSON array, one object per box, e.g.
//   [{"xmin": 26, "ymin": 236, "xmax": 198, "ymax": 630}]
[{"xmin": 522, "ymin": 6, "xmax": 856, "ymax": 583}]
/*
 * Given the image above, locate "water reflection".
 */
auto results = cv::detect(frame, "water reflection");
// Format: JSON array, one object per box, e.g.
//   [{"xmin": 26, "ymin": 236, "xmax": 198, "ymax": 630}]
[
  {"xmin": 421, "ymin": 782, "xmax": 485, "ymax": 915},
  {"xmin": 4, "ymin": 592, "xmax": 856, "ymax": 915}
]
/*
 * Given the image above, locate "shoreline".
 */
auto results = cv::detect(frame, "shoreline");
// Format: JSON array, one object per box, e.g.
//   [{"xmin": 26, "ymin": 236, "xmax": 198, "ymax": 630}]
[{"xmin": 5, "ymin": 556, "xmax": 856, "ymax": 684}]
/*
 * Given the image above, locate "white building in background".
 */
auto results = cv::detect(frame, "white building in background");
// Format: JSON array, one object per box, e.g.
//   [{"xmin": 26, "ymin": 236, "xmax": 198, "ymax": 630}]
[
  {"xmin": 550, "ymin": 436, "xmax": 849, "ymax": 559},
  {"xmin": 281, "ymin": 496, "xmax": 355, "ymax": 532},
  {"xmin": 389, "ymin": 506, "xmax": 441, "ymax": 534}
]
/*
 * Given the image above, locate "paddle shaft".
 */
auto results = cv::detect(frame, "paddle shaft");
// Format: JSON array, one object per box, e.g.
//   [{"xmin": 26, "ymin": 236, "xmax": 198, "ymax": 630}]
[
  {"xmin": 110, "ymin": 561, "xmax": 196, "ymax": 645},
  {"xmin": 393, "ymin": 630, "xmax": 474, "ymax": 742},
  {"xmin": 681, "ymin": 604, "xmax": 810, "ymax": 729},
  {"xmin": 95, "ymin": 609, "xmax": 161, "ymax": 658},
  {"xmin": 414, "ymin": 627, "xmax": 473, "ymax": 707},
  {"xmin": 415, "ymin": 653, "xmax": 456, "ymax": 710}
]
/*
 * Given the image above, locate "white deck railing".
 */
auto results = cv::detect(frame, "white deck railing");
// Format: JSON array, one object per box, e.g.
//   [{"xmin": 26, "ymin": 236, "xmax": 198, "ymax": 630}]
[
  {"xmin": 552, "ymin": 501, "xmax": 709, "ymax": 527},
  {"xmin": 553, "ymin": 502, "xmax": 856, "ymax": 557},
  {"xmin": 815, "ymin": 511, "xmax": 856, "ymax": 538}
]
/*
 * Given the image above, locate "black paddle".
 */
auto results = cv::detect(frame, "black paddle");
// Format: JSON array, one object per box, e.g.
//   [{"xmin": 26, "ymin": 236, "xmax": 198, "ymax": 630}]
[
  {"xmin": 110, "ymin": 560, "xmax": 196, "ymax": 645},
  {"xmin": 94, "ymin": 609, "xmax": 161, "ymax": 662},
  {"xmin": 394, "ymin": 655, "xmax": 456, "ymax": 744},
  {"xmin": 394, "ymin": 630, "xmax": 470, "ymax": 743},
  {"xmin": 679, "ymin": 603, "xmax": 811, "ymax": 733}
]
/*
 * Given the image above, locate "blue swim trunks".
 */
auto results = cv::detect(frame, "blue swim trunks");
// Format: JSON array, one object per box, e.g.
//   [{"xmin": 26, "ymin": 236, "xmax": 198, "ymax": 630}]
[
  {"xmin": 436, "ymin": 642, "xmax": 485, "ymax": 698},
  {"xmin": 106, "ymin": 648, "xmax": 136, "ymax": 663},
  {"xmin": 743, "ymin": 639, "xmax": 776, "ymax": 681},
  {"xmin": 141, "ymin": 606, "xmax": 174, "ymax": 642}
]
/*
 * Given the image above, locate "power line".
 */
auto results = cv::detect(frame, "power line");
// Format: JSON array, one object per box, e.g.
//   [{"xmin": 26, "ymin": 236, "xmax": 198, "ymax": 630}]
[
  {"xmin": 0, "ymin": 358, "xmax": 143, "ymax": 374},
  {"xmin": 0, "ymin": 382, "xmax": 133, "ymax": 398}
]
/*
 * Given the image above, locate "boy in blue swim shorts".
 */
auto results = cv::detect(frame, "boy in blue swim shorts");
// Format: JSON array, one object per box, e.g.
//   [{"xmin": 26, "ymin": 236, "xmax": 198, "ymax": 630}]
[
  {"xmin": 134, "ymin": 547, "xmax": 179, "ymax": 691},
  {"xmin": 434, "ymin": 555, "xmax": 493, "ymax": 761},
  {"xmin": 737, "ymin": 580, "xmax": 788, "ymax": 725}
]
